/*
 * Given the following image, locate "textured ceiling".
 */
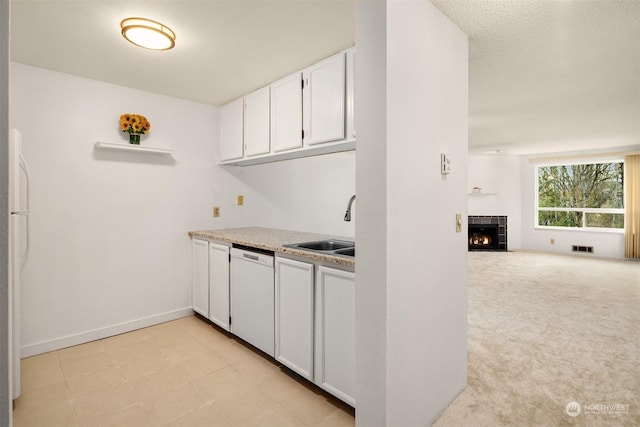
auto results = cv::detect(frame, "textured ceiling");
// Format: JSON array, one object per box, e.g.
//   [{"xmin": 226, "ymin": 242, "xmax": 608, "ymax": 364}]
[
  {"xmin": 432, "ymin": 0, "xmax": 640, "ymax": 155},
  {"xmin": 10, "ymin": 0, "xmax": 640, "ymax": 155}
]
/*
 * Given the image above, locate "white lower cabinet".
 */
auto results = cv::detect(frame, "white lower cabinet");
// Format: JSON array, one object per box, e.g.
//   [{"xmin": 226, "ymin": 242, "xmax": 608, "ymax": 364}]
[
  {"xmin": 315, "ymin": 266, "xmax": 356, "ymax": 406},
  {"xmin": 192, "ymin": 239, "xmax": 230, "ymax": 330},
  {"xmin": 191, "ymin": 239, "xmax": 209, "ymax": 318},
  {"xmin": 208, "ymin": 242, "xmax": 230, "ymax": 331},
  {"xmin": 275, "ymin": 257, "xmax": 315, "ymax": 380},
  {"xmin": 193, "ymin": 246, "xmax": 355, "ymax": 406}
]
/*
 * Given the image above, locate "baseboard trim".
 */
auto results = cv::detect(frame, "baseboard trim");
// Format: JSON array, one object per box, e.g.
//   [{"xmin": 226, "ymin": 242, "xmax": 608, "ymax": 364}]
[{"xmin": 21, "ymin": 307, "xmax": 194, "ymax": 358}]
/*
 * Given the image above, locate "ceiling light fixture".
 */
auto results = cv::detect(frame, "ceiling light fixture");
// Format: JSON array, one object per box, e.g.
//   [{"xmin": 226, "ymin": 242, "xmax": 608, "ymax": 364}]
[{"xmin": 121, "ymin": 17, "xmax": 175, "ymax": 51}]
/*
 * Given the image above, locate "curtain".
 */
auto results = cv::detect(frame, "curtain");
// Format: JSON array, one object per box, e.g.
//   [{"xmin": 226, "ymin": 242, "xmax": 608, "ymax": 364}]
[{"xmin": 625, "ymin": 154, "xmax": 640, "ymax": 259}]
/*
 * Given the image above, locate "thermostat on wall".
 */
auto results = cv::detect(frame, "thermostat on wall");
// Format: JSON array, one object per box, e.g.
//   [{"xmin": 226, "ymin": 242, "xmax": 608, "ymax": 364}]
[{"xmin": 441, "ymin": 153, "xmax": 451, "ymax": 174}]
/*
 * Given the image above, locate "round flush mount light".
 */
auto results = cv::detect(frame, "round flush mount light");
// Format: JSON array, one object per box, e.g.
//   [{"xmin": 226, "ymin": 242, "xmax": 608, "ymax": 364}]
[{"xmin": 121, "ymin": 17, "xmax": 175, "ymax": 51}]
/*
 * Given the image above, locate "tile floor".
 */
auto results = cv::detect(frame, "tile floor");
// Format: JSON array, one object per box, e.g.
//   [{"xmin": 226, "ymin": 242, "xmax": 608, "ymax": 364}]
[{"xmin": 13, "ymin": 315, "xmax": 355, "ymax": 427}]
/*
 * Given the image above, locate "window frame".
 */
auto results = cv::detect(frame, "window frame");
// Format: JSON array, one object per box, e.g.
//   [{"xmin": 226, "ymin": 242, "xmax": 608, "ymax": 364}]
[{"xmin": 534, "ymin": 159, "xmax": 625, "ymax": 233}]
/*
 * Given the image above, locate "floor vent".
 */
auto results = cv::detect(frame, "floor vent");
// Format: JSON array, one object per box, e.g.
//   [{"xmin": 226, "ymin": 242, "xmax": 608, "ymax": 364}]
[{"xmin": 572, "ymin": 245, "xmax": 594, "ymax": 253}]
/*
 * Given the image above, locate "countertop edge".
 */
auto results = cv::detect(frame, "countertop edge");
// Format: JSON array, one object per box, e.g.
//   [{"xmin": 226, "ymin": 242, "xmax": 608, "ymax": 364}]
[{"xmin": 188, "ymin": 228, "xmax": 355, "ymax": 268}]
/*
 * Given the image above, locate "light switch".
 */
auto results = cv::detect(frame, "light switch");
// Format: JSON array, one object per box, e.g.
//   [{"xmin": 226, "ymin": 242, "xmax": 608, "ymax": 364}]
[
  {"xmin": 441, "ymin": 153, "xmax": 452, "ymax": 175},
  {"xmin": 237, "ymin": 195, "xmax": 244, "ymax": 206},
  {"xmin": 456, "ymin": 213, "xmax": 462, "ymax": 232}
]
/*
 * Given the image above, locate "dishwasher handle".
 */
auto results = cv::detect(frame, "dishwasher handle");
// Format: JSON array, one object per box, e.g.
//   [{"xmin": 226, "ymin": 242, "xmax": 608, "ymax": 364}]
[
  {"xmin": 230, "ymin": 248, "xmax": 274, "ymax": 266},
  {"xmin": 242, "ymin": 252, "xmax": 260, "ymax": 261}
]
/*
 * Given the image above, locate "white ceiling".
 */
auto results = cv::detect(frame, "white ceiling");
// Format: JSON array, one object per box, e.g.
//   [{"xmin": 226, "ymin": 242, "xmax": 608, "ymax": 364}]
[
  {"xmin": 10, "ymin": 0, "xmax": 357, "ymax": 106},
  {"xmin": 10, "ymin": 0, "xmax": 640, "ymax": 156},
  {"xmin": 432, "ymin": 0, "xmax": 640, "ymax": 156}
]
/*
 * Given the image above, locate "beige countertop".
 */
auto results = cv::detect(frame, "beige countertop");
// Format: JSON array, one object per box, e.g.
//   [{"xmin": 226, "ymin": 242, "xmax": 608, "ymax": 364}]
[{"xmin": 188, "ymin": 227, "xmax": 355, "ymax": 268}]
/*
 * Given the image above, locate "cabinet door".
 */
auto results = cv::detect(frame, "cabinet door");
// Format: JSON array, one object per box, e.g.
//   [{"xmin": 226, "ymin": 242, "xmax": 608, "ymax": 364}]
[
  {"xmin": 346, "ymin": 47, "xmax": 356, "ymax": 141},
  {"xmin": 275, "ymin": 257, "xmax": 314, "ymax": 380},
  {"xmin": 191, "ymin": 239, "xmax": 209, "ymax": 317},
  {"xmin": 271, "ymin": 72, "xmax": 303, "ymax": 153},
  {"xmin": 244, "ymin": 86, "xmax": 271, "ymax": 157},
  {"xmin": 219, "ymin": 98, "xmax": 244, "ymax": 161},
  {"xmin": 303, "ymin": 52, "xmax": 346, "ymax": 146},
  {"xmin": 209, "ymin": 243, "xmax": 230, "ymax": 331},
  {"xmin": 315, "ymin": 266, "xmax": 355, "ymax": 406}
]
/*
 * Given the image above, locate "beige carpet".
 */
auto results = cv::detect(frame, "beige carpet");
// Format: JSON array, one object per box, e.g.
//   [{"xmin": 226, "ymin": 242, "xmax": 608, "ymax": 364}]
[{"xmin": 434, "ymin": 251, "xmax": 640, "ymax": 427}]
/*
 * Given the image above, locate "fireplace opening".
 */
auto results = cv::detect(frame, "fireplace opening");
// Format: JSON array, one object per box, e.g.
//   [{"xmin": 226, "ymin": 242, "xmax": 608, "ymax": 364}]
[
  {"xmin": 468, "ymin": 216, "xmax": 507, "ymax": 251},
  {"xmin": 468, "ymin": 224, "xmax": 499, "ymax": 250}
]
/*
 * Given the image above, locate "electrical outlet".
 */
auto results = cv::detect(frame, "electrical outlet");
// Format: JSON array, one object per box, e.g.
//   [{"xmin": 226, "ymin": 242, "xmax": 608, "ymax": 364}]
[
  {"xmin": 550, "ymin": 238, "xmax": 555, "ymax": 245},
  {"xmin": 237, "ymin": 195, "xmax": 244, "ymax": 206},
  {"xmin": 213, "ymin": 207, "xmax": 220, "ymax": 217}
]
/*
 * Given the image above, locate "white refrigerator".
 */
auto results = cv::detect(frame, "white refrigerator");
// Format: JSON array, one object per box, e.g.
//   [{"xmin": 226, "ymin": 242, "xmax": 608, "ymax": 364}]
[{"xmin": 8, "ymin": 128, "xmax": 30, "ymax": 400}]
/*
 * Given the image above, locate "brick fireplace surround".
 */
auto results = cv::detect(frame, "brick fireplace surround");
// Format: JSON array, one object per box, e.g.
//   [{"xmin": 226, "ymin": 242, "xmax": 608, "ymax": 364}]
[{"xmin": 468, "ymin": 215, "xmax": 507, "ymax": 251}]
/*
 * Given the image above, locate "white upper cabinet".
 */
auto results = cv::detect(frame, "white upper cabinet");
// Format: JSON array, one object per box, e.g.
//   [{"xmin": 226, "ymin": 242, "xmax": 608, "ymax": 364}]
[
  {"xmin": 243, "ymin": 86, "xmax": 271, "ymax": 157},
  {"xmin": 220, "ymin": 47, "xmax": 355, "ymax": 166},
  {"xmin": 346, "ymin": 47, "xmax": 356, "ymax": 140},
  {"xmin": 219, "ymin": 98, "xmax": 244, "ymax": 162},
  {"xmin": 303, "ymin": 52, "xmax": 346, "ymax": 146},
  {"xmin": 271, "ymin": 72, "xmax": 303, "ymax": 153}
]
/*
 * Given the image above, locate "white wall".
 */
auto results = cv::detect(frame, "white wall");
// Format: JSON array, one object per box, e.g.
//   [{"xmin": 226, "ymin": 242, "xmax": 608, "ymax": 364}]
[
  {"xmin": 467, "ymin": 153, "xmax": 631, "ymax": 258},
  {"xmin": 9, "ymin": 62, "xmax": 357, "ymax": 356},
  {"xmin": 1, "ymin": 0, "xmax": 11, "ymax": 422},
  {"xmin": 212, "ymin": 151, "xmax": 356, "ymax": 238},
  {"xmin": 520, "ymin": 157, "xmax": 626, "ymax": 259},
  {"xmin": 468, "ymin": 154, "xmax": 522, "ymax": 249},
  {"xmin": 356, "ymin": 1, "xmax": 468, "ymax": 425},
  {"xmin": 355, "ymin": 0, "xmax": 388, "ymax": 424},
  {"xmin": 10, "ymin": 63, "xmax": 218, "ymax": 356}
]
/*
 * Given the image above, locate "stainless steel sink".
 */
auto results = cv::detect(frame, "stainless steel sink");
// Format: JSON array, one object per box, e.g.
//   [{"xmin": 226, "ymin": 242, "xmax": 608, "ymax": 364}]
[
  {"xmin": 333, "ymin": 247, "xmax": 355, "ymax": 257},
  {"xmin": 285, "ymin": 239, "xmax": 355, "ymax": 257},
  {"xmin": 292, "ymin": 240, "xmax": 354, "ymax": 251}
]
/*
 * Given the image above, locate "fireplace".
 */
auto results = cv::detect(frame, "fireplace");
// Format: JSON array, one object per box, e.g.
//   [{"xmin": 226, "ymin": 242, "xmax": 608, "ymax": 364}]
[{"xmin": 468, "ymin": 216, "xmax": 507, "ymax": 251}]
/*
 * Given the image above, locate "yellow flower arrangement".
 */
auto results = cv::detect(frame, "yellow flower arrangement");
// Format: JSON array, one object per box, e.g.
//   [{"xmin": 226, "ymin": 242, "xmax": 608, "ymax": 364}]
[{"xmin": 119, "ymin": 114, "xmax": 151, "ymax": 135}]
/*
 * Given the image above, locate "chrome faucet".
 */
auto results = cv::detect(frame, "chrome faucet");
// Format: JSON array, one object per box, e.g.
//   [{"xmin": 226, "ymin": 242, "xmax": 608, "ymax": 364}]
[{"xmin": 344, "ymin": 194, "xmax": 356, "ymax": 221}]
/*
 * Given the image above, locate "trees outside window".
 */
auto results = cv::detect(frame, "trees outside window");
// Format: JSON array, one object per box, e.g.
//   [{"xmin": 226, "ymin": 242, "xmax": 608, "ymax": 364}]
[{"xmin": 537, "ymin": 162, "xmax": 624, "ymax": 229}]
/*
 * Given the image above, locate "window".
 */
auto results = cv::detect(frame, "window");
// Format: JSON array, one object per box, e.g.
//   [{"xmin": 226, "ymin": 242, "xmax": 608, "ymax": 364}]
[{"xmin": 536, "ymin": 161, "xmax": 624, "ymax": 229}]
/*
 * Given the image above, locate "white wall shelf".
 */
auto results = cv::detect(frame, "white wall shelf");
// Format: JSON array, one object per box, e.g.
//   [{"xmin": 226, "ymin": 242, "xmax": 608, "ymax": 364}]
[
  {"xmin": 95, "ymin": 141, "xmax": 173, "ymax": 155},
  {"xmin": 468, "ymin": 192, "xmax": 497, "ymax": 196}
]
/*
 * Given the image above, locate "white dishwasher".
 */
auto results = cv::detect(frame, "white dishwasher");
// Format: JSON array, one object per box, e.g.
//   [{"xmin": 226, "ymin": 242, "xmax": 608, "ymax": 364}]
[{"xmin": 230, "ymin": 247, "xmax": 275, "ymax": 357}]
